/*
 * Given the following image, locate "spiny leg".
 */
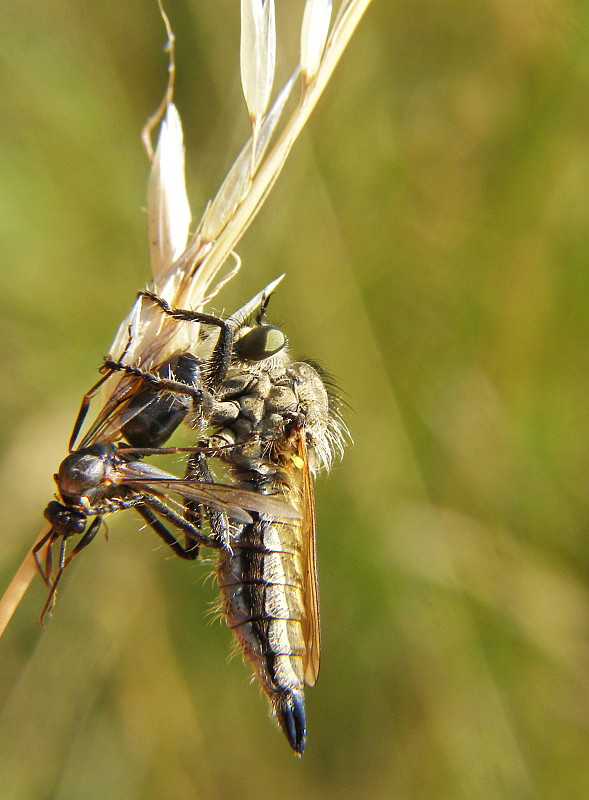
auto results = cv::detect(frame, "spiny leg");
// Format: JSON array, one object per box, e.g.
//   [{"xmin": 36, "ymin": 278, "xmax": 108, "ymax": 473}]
[
  {"xmin": 98, "ymin": 290, "xmax": 234, "ymax": 440},
  {"xmin": 138, "ymin": 290, "xmax": 235, "ymax": 384},
  {"xmin": 185, "ymin": 452, "xmax": 233, "ymax": 551},
  {"xmin": 101, "ymin": 358, "xmax": 210, "ymax": 407},
  {"xmin": 134, "ymin": 504, "xmax": 201, "ymax": 560},
  {"xmin": 139, "ymin": 493, "xmax": 228, "ymax": 551}
]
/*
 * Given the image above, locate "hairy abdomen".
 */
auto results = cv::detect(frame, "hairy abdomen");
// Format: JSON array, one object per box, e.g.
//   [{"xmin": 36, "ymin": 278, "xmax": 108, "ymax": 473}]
[{"xmin": 217, "ymin": 509, "xmax": 308, "ymax": 753}]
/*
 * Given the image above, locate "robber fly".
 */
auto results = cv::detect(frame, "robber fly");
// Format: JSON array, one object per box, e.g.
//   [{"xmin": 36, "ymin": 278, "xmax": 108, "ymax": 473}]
[
  {"xmin": 35, "ymin": 286, "xmax": 300, "ymax": 621},
  {"xmin": 183, "ymin": 290, "xmax": 346, "ymax": 755},
  {"xmin": 121, "ymin": 283, "xmax": 346, "ymax": 754}
]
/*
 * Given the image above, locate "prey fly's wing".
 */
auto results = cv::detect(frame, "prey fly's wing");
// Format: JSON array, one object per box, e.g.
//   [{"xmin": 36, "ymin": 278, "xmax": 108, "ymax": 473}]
[{"xmin": 113, "ymin": 460, "xmax": 301, "ymax": 524}]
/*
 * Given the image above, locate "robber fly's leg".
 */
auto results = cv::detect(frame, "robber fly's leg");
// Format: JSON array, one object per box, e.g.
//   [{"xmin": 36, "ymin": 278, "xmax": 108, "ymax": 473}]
[
  {"xmin": 101, "ymin": 359, "xmax": 211, "ymax": 409},
  {"xmin": 138, "ymin": 290, "xmax": 235, "ymax": 384},
  {"xmin": 185, "ymin": 452, "xmax": 232, "ymax": 550},
  {"xmin": 134, "ymin": 504, "xmax": 201, "ymax": 560},
  {"xmin": 33, "ymin": 530, "xmax": 57, "ymax": 588},
  {"xmin": 184, "ymin": 452, "xmax": 207, "ymax": 532},
  {"xmin": 139, "ymin": 493, "xmax": 228, "ymax": 551},
  {"xmin": 68, "ymin": 371, "xmax": 113, "ymax": 452}
]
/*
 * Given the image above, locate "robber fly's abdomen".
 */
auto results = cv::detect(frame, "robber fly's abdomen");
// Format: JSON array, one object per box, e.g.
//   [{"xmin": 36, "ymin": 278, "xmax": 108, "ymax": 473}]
[
  {"xmin": 217, "ymin": 514, "xmax": 307, "ymax": 751},
  {"xmin": 208, "ymin": 354, "xmax": 337, "ymax": 754}
]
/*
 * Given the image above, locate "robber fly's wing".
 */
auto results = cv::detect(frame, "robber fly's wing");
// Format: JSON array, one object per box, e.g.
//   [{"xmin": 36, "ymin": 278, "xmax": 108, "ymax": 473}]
[
  {"xmin": 295, "ymin": 429, "xmax": 321, "ymax": 687},
  {"xmin": 114, "ymin": 461, "xmax": 301, "ymax": 523}
]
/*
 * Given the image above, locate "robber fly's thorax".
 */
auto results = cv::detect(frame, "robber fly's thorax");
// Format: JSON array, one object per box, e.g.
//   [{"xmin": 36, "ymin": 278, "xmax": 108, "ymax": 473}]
[{"xmin": 207, "ymin": 343, "xmax": 330, "ymax": 476}]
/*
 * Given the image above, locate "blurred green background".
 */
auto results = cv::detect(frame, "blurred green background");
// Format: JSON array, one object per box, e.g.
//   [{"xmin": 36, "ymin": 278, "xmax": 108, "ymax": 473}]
[{"xmin": 1, "ymin": 0, "xmax": 589, "ymax": 798}]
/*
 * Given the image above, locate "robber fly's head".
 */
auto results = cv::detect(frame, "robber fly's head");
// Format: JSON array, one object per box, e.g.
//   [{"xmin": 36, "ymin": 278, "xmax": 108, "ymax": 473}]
[
  {"xmin": 234, "ymin": 323, "xmax": 286, "ymax": 362},
  {"xmin": 233, "ymin": 290, "xmax": 288, "ymax": 363}
]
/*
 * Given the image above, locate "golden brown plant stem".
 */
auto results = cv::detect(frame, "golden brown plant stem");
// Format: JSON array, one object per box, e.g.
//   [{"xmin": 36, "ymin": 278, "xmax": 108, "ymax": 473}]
[{"xmin": 0, "ymin": 527, "xmax": 50, "ymax": 636}]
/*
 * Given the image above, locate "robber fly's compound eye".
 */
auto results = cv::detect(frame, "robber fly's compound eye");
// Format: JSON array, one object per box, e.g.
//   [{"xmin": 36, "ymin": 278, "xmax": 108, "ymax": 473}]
[{"xmin": 235, "ymin": 325, "xmax": 286, "ymax": 361}]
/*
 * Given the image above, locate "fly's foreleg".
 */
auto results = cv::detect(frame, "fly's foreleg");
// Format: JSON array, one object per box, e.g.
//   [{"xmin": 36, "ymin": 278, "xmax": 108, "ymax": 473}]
[
  {"xmin": 101, "ymin": 358, "xmax": 209, "ymax": 407},
  {"xmin": 137, "ymin": 290, "xmax": 235, "ymax": 384},
  {"xmin": 138, "ymin": 493, "xmax": 230, "ymax": 552},
  {"xmin": 36, "ymin": 517, "xmax": 103, "ymax": 624},
  {"xmin": 134, "ymin": 504, "xmax": 201, "ymax": 560}
]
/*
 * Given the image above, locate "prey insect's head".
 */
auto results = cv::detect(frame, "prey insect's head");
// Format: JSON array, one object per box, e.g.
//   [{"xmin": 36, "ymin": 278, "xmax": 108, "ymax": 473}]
[
  {"xmin": 43, "ymin": 443, "xmax": 119, "ymax": 537},
  {"xmin": 44, "ymin": 500, "xmax": 88, "ymax": 537},
  {"xmin": 53, "ymin": 443, "xmax": 119, "ymax": 507}
]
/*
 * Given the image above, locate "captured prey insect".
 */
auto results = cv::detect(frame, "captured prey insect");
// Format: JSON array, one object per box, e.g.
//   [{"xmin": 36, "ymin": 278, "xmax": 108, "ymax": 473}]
[
  {"xmin": 182, "ymin": 289, "xmax": 347, "ymax": 755},
  {"xmin": 35, "ymin": 286, "xmax": 300, "ymax": 622}
]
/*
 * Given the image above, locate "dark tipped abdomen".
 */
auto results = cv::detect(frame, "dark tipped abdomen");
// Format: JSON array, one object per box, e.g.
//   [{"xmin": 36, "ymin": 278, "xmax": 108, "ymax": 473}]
[{"xmin": 217, "ymin": 516, "xmax": 308, "ymax": 753}]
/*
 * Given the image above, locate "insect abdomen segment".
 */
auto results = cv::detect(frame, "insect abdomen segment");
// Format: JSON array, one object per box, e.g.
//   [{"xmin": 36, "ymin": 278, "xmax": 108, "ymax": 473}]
[{"xmin": 217, "ymin": 515, "xmax": 308, "ymax": 754}]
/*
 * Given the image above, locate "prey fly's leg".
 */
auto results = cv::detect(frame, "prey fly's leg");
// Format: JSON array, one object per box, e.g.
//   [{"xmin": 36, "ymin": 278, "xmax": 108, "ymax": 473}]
[
  {"xmin": 68, "ymin": 317, "xmax": 147, "ymax": 451},
  {"xmin": 134, "ymin": 504, "xmax": 201, "ymax": 560},
  {"xmin": 66, "ymin": 516, "xmax": 103, "ymax": 560},
  {"xmin": 33, "ymin": 530, "xmax": 57, "ymax": 588},
  {"xmin": 38, "ymin": 517, "xmax": 103, "ymax": 624},
  {"xmin": 185, "ymin": 452, "xmax": 233, "ymax": 551},
  {"xmin": 138, "ymin": 493, "xmax": 230, "ymax": 552},
  {"xmin": 39, "ymin": 537, "xmax": 67, "ymax": 624},
  {"xmin": 68, "ymin": 371, "xmax": 113, "ymax": 452},
  {"xmin": 44, "ymin": 541, "xmax": 53, "ymax": 586}
]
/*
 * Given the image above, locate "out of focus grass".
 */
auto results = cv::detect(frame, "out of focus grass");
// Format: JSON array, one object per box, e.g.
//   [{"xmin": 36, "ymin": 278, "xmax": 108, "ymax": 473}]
[{"xmin": 1, "ymin": 1, "xmax": 589, "ymax": 798}]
